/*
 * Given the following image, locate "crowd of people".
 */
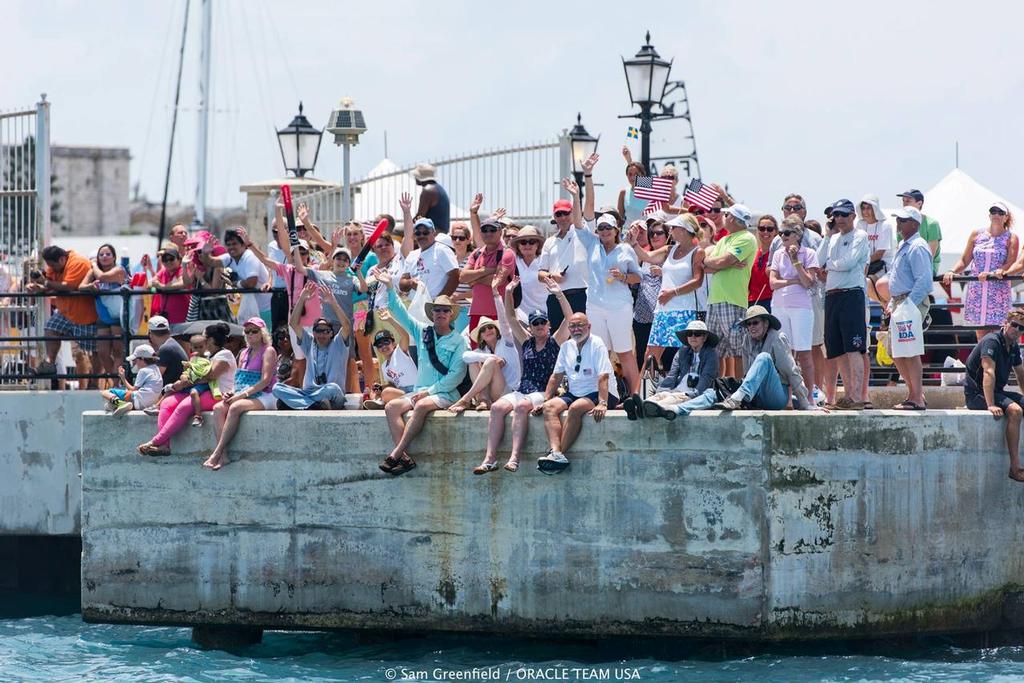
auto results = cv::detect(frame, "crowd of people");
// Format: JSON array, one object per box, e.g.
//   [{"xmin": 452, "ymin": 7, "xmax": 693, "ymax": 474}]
[{"xmin": 20, "ymin": 156, "xmax": 1024, "ymax": 481}]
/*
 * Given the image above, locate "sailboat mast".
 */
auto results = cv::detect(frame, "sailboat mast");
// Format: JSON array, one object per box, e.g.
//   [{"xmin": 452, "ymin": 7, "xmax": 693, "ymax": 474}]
[{"xmin": 194, "ymin": 0, "xmax": 212, "ymax": 227}]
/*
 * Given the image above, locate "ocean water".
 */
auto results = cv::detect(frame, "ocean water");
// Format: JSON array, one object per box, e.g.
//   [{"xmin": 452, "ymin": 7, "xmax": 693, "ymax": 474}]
[{"xmin": 3, "ymin": 616, "xmax": 1024, "ymax": 682}]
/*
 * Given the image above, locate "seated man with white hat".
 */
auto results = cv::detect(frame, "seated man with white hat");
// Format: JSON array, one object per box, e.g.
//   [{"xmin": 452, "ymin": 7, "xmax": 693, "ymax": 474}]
[{"xmin": 641, "ymin": 320, "xmax": 720, "ymax": 420}]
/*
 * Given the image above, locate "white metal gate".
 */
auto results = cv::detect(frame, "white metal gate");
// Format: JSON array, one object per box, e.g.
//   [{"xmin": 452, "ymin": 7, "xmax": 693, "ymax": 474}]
[{"xmin": 0, "ymin": 95, "xmax": 51, "ymax": 382}]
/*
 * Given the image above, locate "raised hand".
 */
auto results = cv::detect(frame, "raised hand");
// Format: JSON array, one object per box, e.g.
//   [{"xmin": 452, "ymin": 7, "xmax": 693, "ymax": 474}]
[
  {"xmin": 489, "ymin": 207, "xmax": 507, "ymax": 222},
  {"xmin": 331, "ymin": 227, "xmax": 344, "ymax": 247},
  {"xmin": 297, "ymin": 202, "xmax": 310, "ymax": 223},
  {"xmin": 469, "ymin": 192, "xmax": 483, "ymax": 214},
  {"xmin": 234, "ymin": 226, "xmax": 250, "ymax": 246},
  {"xmin": 543, "ymin": 275, "xmax": 562, "ymax": 294},
  {"xmin": 621, "ymin": 145, "xmax": 630, "ymax": 161},
  {"xmin": 374, "ymin": 268, "xmax": 393, "ymax": 287},
  {"xmin": 299, "ymin": 281, "xmax": 318, "ymax": 300},
  {"xmin": 399, "ymin": 192, "xmax": 413, "ymax": 214},
  {"xmin": 318, "ymin": 282, "xmax": 336, "ymax": 304},
  {"xmin": 507, "ymin": 275, "xmax": 521, "ymax": 292},
  {"xmin": 561, "ymin": 177, "xmax": 579, "ymax": 197},
  {"xmin": 581, "ymin": 152, "xmax": 599, "ymax": 175},
  {"xmin": 626, "ymin": 224, "xmax": 640, "ymax": 245}
]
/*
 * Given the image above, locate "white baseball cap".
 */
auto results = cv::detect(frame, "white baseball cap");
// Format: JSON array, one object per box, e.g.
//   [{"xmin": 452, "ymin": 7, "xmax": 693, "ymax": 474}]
[
  {"xmin": 127, "ymin": 343, "xmax": 157, "ymax": 361},
  {"xmin": 891, "ymin": 207, "xmax": 922, "ymax": 223},
  {"xmin": 148, "ymin": 315, "xmax": 170, "ymax": 332}
]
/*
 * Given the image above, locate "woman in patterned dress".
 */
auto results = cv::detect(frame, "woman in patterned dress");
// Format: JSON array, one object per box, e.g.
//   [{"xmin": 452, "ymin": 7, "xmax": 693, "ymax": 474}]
[{"xmin": 944, "ymin": 202, "xmax": 1017, "ymax": 340}]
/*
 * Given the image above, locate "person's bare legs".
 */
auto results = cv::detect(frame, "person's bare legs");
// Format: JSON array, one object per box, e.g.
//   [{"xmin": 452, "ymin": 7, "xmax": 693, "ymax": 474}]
[
  {"xmin": 823, "ymin": 355, "xmax": 839, "ymax": 405},
  {"xmin": 450, "ymin": 359, "xmax": 498, "ymax": 414},
  {"xmin": 507, "ymin": 399, "xmax": 534, "ymax": 470},
  {"xmin": 43, "ymin": 331, "xmax": 61, "ymax": 364},
  {"xmin": 354, "ymin": 327, "xmax": 376, "ymax": 393},
  {"xmin": 840, "ymin": 351, "xmax": 865, "ymax": 403},
  {"xmin": 617, "ymin": 350, "xmax": 641, "ymax": 394},
  {"xmin": 795, "ymin": 350, "xmax": 815, "ymax": 402},
  {"xmin": 480, "ymin": 398, "xmax": 514, "ymax": 469},
  {"xmin": 542, "ymin": 397, "xmax": 570, "ymax": 452},
  {"xmin": 204, "ymin": 398, "xmax": 263, "ymax": 469},
  {"xmin": 644, "ymin": 346, "xmax": 665, "ymax": 373},
  {"xmin": 386, "ymin": 398, "xmax": 442, "ymax": 462},
  {"xmin": 813, "ymin": 344, "xmax": 826, "ymax": 390},
  {"xmin": 380, "ymin": 386, "xmax": 406, "ymax": 403},
  {"xmin": 861, "ymin": 352, "xmax": 871, "ymax": 404},
  {"xmin": 559, "ymin": 398, "xmax": 595, "ymax": 454},
  {"xmin": 193, "ymin": 389, "xmax": 207, "ymax": 427},
  {"xmin": 385, "ymin": 397, "xmax": 414, "ymax": 447},
  {"xmin": 1006, "ymin": 402, "xmax": 1023, "ymax": 474}
]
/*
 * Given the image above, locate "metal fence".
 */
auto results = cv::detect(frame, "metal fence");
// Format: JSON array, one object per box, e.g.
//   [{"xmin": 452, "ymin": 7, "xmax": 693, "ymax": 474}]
[
  {"xmin": 294, "ymin": 138, "xmax": 566, "ymax": 232},
  {"xmin": 1, "ymin": 95, "xmax": 51, "ymax": 381}
]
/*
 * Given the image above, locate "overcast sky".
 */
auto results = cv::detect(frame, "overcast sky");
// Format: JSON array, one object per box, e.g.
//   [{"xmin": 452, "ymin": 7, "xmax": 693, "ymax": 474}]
[{"xmin": 6, "ymin": 0, "xmax": 1024, "ymax": 222}]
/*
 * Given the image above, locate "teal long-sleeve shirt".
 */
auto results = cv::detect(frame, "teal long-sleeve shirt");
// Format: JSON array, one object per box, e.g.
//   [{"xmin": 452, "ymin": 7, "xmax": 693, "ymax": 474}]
[{"xmin": 387, "ymin": 289, "xmax": 467, "ymax": 403}]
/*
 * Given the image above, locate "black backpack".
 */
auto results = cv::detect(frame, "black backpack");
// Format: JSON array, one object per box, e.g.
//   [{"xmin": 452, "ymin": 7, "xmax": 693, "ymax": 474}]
[{"xmin": 421, "ymin": 326, "xmax": 473, "ymax": 396}]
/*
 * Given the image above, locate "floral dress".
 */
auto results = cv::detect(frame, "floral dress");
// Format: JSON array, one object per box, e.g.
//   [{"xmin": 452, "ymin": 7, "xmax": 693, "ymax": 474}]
[{"xmin": 965, "ymin": 229, "xmax": 1012, "ymax": 326}]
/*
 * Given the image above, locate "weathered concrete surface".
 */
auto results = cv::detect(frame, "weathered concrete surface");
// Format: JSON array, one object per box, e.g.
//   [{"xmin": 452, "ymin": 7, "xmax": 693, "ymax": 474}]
[
  {"xmin": 81, "ymin": 410, "xmax": 1024, "ymax": 639},
  {"xmin": 1, "ymin": 390, "xmax": 100, "ymax": 535}
]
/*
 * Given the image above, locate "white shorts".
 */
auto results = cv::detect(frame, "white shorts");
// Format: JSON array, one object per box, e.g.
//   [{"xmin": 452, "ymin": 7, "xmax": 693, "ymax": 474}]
[
  {"xmin": 392, "ymin": 394, "xmax": 453, "ymax": 410},
  {"xmin": 497, "ymin": 390, "xmax": 545, "ymax": 409},
  {"xmin": 774, "ymin": 306, "xmax": 814, "ymax": 352},
  {"xmin": 588, "ymin": 305, "xmax": 634, "ymax": 353},
  {"xmin": 252, "ymin": 391, "xmax": 278, "ymax": 410}
]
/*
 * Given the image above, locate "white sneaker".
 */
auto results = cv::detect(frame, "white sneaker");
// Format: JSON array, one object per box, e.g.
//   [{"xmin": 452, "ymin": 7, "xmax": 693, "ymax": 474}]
[
  {"xmin": 143, "ymin": 405, "xmax": 160, "ymax": 416},
  {"xmin": 112, "ymin": 401, "xmax": 134, "ymax": 418},
  {"xmin": 812, "ymin": 386, "xmax": 825, "ymax": 406},
  {"xmin": 104, "ymin": 399, "xmax": 116, "ymax": 414},
  {"xmin": 537, "ymin": 449, "xmax": 570, "ymax": 475}
]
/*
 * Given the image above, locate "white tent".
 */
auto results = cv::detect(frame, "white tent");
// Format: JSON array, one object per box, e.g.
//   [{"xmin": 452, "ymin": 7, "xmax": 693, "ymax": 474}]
[{"xmin": 919, "ymin": 169, "xmax": 1024, "ymax": 273}]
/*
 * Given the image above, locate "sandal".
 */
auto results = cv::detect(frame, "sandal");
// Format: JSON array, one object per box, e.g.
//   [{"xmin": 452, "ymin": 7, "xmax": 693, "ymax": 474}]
[
  {"xmin": 191, "ymin": 415, "xmax": 204, "ymax": 427},
  {"xmin": 1010, "ymin": 468, "xmax": 1024, "ymax": 483},
  {"xmin": 389, "ymin": 455, "xmax": 417, "ymax": 476},
  {"xmin": 473, "ymin": 461, "xmax": 500, "ymax": 475},
  {"xmin": 504, "ymin": 459, "xmax": 519, "ymax": 473},
  {"xmin": 379, "ymin": 454, "xmax": 400, "ymax": 473},
  {"xmin": 863, "ymin": 401, "xmax": 875, "ymax": 410},
  {"xmin": 138, "ymin": 442, "xmax": 170, "ymax": 457},
  {"xmin": 892, "ymin": 400, "xmax": 926, "ymax": 411}
]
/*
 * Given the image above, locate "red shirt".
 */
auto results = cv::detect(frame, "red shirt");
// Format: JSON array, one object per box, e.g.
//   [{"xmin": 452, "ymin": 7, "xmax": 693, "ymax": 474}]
[
  {"xmin": 466, "ymin": 246, "xmax": 516, "ymax": 316},
  {"xmin": 748, "ymin": 247, "xmax": 772, "ymax": 303},
  {"xmin": 151, "ymin": 266, "xmax": 190, "ymax": 323}
]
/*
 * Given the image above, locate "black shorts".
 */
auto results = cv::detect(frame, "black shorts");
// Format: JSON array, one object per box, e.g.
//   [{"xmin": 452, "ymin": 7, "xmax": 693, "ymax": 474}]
[
  {"xmin": 965, "ymin": 389, "xmax": 1024, "ymax": 412},
  {"xmin": 559, "ymin": 391, "xmax": 620, "ymax": 410},
  {"xmin": 824, "ymin": 288, "xmax": 867, "ymax": 359}
]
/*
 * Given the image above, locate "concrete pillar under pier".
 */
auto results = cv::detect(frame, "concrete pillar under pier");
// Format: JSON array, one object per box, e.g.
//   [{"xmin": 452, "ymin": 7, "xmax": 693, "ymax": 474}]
[{"xmin": 191, "ymin": 625, "xmax": 263, "ymax": 649}]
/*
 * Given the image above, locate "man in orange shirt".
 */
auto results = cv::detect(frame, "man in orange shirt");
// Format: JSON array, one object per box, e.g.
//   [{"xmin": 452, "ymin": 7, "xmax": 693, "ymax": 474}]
[{"xmin": 27, "ymin": 245, "xmax": 98, "ymax": 377}]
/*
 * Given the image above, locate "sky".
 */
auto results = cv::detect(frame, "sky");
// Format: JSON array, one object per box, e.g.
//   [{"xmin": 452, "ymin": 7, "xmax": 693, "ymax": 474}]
[{"xmin": 6, "ymin": 0, "xmax": 1024, "ymax": 223}]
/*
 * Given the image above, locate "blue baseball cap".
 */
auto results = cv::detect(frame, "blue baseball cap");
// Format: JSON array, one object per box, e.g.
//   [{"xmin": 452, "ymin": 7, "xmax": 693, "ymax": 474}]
[
  {"xmin": 827, "ymin": 199, "xmax": 856, "ymax": 216},
  {"xmin": 527, "ymin": 310, "xmax": 549, "ymax": 325},
  {"xmin": 413, "ymin": 217, "xmax": 435, "ymax": 231}
]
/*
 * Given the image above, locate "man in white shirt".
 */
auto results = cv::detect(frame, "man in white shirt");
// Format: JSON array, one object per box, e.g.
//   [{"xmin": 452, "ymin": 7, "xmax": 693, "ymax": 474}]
[
  {"xmin": 817, "ymin": 199, "xmax": 870, "ymax": 410},
  {"xmin": 222, "ymin": 228, "xmax": 272, "ymax": 325},
  {"xmin": 536, "ymin": 312, "xmax": 619, "ymax": 474},
  {"xmin": 538, "ymin": 198, "xmax": 589, "ymax": 330},
  {"xmin": 399, "ymin": 217, "xmax": 459, "ymax": 299}
]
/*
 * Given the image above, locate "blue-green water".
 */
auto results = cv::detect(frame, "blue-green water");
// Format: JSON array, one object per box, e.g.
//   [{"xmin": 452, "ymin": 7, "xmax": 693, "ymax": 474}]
[{"xmin": 3, "ymin": 616, "xmax": 1024, "ymax": 682}]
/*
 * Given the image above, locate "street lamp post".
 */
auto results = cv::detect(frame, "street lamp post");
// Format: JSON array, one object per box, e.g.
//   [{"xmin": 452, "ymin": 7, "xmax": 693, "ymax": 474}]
[
  {"xmin": 568, "ymin": 113, "xmax": 599, "ymax": 203},
  {"xmin": 276, "ymin": 102, "xmax": 323, "ymax": 178},
  {"xmin": 326, "ymin": 98, "xmax": 367, "ymax": 223},
  {"xmin": 620, "ymin": 31, "xmax": 673, "ymax": 174}
]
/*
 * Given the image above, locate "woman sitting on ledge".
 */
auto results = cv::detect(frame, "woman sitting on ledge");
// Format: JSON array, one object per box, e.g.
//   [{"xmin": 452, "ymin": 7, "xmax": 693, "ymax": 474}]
[
  {"xmin": 202, "ymin": 317, "xmax": 279, "ymax": 471},
  {"xmin": 138, "ymin": 322, "xmax": 236, "ymax": 456}
]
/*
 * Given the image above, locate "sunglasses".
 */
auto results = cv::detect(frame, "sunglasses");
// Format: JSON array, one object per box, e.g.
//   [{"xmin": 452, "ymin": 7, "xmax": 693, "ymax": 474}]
[
  {"xmin": 743, "ymin": 319, "xmax": 766, "ymax": 328},
  {"xmin": 780, "ymin": 230, "xmax": 797, "ymax": 237},
  {"xmin": 596, "ymin": 225, "xmax": 617, "ymax": 232},
  {"xmin": 333, "ymin": 255, "xmax": 350, "ymax": 262},
  {"xmin": 783, "ymin": 204, "xmax": 805, "ymax": 212},
  {"xmin": 1011, "ymin": 322, "xmax": 1024, "ymax": 332},
  {"xmin": 690, "ymin": 209, "xmax": 706, "ymax": 216},
  {"xmin": 481, "ymin": 226, "xmax": 500, "ymax": 233},
  {"xmin": 374, "ymin": 339, "xmax": 394, "ymax": 348},
  {"xmin": 831, "ymin": 210, "xmax": 853, "ymax": 217},
  {"xmin": 709, "ymin": 208, "xmax": 722, "ymax": 214},
  {"xmin": 574, "ymin": 353, "xmax": 581, "ymax": 373},
  {"xmin": 530, "ymin": 319, "xmax": 549, "ymax": 326},
  {"xmin": 649, "ymin": 231, "xmax": 667, "ymax": 237},
  {"xmin": 160, "ymin": 254, "xmax": 178, "ymax": 262},
  {"xmin": 991, "ymin": 208, "xmax": 1008, "ymax": 216},
  {"xmin": 452, "ymin": 235, "xmax": 469, "ymax": 242},
  {"xmin": 413, "ymin": 229, "xmax": 432, "ymax": 237},
  {"xmin": 431, "ymin": 307, "xmax": 452, "ymax": 315},
  {"xmin": 685, "ymin": 331, "xmax": 706, "ymax": 338},
  {"xmin": 313, "ymin": 327, "xmax": 333, "ymax": 334},
  {"xmin": 518, "ymin": 239, "xmax": 539, "ymax": 246},
  {"xmin": 243, "ymin": 327, "xmax": 261, "ymax": 335},
  {"xmin": 757, "ymin": 226, "xmax": 777, "ymax": 233},
  {"xmin": 554, "ymin": 211, "xmax": 571, "ymax": 218}
]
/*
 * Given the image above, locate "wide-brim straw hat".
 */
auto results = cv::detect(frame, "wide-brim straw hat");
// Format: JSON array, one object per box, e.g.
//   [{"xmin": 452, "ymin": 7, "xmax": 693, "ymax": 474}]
[
  {"xmin": 423, "ymin": 294, "xmax": 457, "ymax": 318},
  {"xmin": 674, "ymin": 318, "xmax": 719, "ymax": 347},
  {"xmin": 469, "ymin": 316, "xmax": 500, "ymax": 346},
  {"xmin": 740, "ymin": 305, "xmax": 781, "ymax": 330},
  {"xmin": 511, "ymin": 225, "xmax": 546, "ymax": 249}
]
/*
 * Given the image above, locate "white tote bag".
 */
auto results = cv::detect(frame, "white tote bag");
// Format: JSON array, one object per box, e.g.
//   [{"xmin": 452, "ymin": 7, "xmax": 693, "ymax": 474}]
[{"xmin": 890, "ymin": 297, "xmax": 924, "ymax": 358}]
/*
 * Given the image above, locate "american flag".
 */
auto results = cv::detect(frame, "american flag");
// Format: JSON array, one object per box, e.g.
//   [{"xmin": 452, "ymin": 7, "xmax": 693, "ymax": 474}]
[
  {"xmin": 361, "ymin": 222, "xmax": 378, "ymax": 239},
  {"xmin": 642, "ymin": 201, "xmax": 665, "ymax": 217},
  {"xmin": 633, "ymin": 176, "xmax": 674, "ymax": 202},
  {"xmin": 683, "ymin": 178, "xmax": 719, "ymax": 211}
]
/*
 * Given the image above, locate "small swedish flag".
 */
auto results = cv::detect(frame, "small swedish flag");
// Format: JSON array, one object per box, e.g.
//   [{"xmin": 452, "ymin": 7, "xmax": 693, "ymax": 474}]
[{"xmin": 626, "ymin": 127, "xmax": 639, "ymax": 139}]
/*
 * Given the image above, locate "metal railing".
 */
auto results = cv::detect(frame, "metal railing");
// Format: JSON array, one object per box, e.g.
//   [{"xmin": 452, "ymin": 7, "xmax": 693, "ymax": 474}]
[
  {"xmin": 294, "ymin": 138, "xmax": 565, "ymax": 230},
  {"xmin": 0, "ymin": 286, "xmax": 283, "ymax": 386}
]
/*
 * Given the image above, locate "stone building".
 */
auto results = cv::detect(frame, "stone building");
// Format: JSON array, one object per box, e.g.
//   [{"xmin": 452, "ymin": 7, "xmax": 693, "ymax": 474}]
[{"xmin": 51, "ymin": 146, "xmax": 131, "ymax": 236}]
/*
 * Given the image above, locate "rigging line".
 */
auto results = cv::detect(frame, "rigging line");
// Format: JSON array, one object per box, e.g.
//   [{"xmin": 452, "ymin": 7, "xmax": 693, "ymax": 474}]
[
  {"xmin": 217, "ymin": 0, "xmax": 242, "ymax": 208},
  {"xmin": 157, "ymin": 0, "xmax": 191, "ymax": 251},
  {"xmin": 237, "ymin": 0, "xmax": 276, "ymax": 157},
  {"xmin": 256, "ymin": 0, "xmax": 299, "ymax": 101},
  {"xmin": 137, "ymin": 0, "xmax": 181, "ymax": 199}
]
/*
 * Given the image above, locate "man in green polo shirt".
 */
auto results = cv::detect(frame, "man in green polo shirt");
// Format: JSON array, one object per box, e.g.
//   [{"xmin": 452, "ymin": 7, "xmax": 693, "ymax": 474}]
[
  {"xmin": 704, "ymin": 203, "xmax": 758, "ymax": 378},
  {"xmin": 896, "ymin": 189, "xmax": 941, "ymax": 275}
]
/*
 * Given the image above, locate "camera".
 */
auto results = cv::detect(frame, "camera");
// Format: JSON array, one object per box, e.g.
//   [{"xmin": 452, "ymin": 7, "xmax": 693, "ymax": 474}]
[
  {"xmin": 686, "ymin": 375, "xmax": 699, "ymax": 389},
  {"xmin": 29, "ymin": 269, "xmax": 43, "ymax": 280},
  {"xmin": 315, "ymin": 372, "xmax": 327, "ymax": 385}
]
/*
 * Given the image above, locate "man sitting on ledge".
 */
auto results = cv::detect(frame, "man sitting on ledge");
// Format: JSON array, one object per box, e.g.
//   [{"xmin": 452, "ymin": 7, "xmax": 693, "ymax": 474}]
[
  {"xmin": 964, "ymin": 308, "xmax": 1024, "ymax": 483},
  {"xmin": 536, "ymin": 312, "xmax": 619, "ymax": 474},
  {"xmin": 376, "ymin": 269, "xmax": 467, "ymax": 476}
]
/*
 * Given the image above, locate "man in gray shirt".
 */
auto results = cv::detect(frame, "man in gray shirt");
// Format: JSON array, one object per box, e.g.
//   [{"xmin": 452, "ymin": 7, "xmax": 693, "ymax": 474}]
[{"xmin": 817, "ymin": 199, "xmax": 870, "ymax": 410}]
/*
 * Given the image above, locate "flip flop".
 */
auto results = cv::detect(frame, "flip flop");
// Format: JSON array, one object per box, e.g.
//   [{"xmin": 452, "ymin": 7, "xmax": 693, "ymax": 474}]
[
  {"xmin": 1010, "ymin": 469, "xmax": 1024, "ymax": 483},
  {"xmin": 892, "ymin": 400, "xmax": 926, "ymax": 411},
  {"xmin": 503, "ymin": 460, "xmax": 519, "ymax": 473}
]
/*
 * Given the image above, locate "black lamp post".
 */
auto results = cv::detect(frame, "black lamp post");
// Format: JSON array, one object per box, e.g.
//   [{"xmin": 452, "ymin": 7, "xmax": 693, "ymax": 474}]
[
  {"xmin": 620, "ymin": 32, "xmax": 672, "ymax": 174},
  {"xmin": 568, "ymin": 113, "xmax": 599, "ymax": 202},
  {"xmin": 276, "ymin": 102, "xmax": 323, "ymax": 178}
]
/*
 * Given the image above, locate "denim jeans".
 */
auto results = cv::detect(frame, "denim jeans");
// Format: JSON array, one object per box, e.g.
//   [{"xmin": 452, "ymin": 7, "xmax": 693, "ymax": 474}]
[
  {"xmin": 272, "ymin": 382, "xmax": 345, "ymax": 409},
  {"xmin": 671, "ymin": 352, "xmax": 788, "ymax": 415}
]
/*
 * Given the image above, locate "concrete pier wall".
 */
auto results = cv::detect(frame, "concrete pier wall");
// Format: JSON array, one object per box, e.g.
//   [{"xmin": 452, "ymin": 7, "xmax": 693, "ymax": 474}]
[
  {"xmin": 81, "ymin": 410, "xmax": 1024, "ymax": 639},
  {"xmin": 1, "ymin": 390, "xmax": 99, "ymax": 535}
]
